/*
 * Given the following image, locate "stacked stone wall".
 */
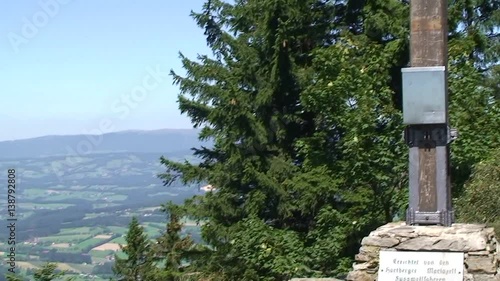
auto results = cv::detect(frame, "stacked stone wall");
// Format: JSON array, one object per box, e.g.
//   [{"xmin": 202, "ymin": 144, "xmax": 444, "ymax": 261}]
[{"xmin": 347, "ymin": 222, "xmax": 499, "ymax": 281}]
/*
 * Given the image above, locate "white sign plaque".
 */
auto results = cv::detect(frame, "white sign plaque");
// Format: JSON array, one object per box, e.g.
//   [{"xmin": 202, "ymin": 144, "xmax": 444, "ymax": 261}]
[{"xmin": 378, "ymin": 251, "xmax": 464, "ymax": 281}]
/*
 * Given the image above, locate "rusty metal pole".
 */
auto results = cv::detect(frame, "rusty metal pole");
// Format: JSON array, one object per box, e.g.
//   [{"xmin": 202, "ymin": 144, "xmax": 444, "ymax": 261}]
[{"xmin": 402, "ymin": 0, "xmax": 457, "ymax": 226}]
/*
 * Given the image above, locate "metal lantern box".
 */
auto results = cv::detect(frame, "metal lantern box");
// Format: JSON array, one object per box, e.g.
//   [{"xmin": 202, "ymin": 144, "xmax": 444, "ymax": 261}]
[{"xmin": 402, "ymin": 66, "xmax": 447, "ymax": 125}]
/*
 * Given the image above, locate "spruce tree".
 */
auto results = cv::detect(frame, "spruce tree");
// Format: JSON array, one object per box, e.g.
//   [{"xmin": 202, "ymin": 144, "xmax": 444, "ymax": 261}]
[
  {"xmin": 149, "ymin": 202, "xmax": 201, "ymax": 281},
  {"xmin": 161, "ymin": 0, "xmax": 336, "ymax": 279},
  {"xmin": 113, "ymin": 217, "xmax": 154, "ymax": 281}
]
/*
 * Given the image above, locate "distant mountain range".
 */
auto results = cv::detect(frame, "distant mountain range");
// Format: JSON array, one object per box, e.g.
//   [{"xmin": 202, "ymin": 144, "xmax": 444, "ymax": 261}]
[{"xmin": 0, "ymin": 129, "xmax": 211, "ymax": 159}]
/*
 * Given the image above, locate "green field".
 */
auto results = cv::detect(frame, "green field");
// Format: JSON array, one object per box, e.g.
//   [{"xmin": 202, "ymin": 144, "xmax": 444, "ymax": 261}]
[
  {"xmin": 36, "ymin": 227, "xmax": 117, "ymax": 248},
  {"xmin": 89, "ymin": 250, "xmax": 114, "ymax": 258},
  {"xmin": 110, "ymin": 236, "xmax": 126, "ymax": 244},
  {"xmin": 38, "ymin": 234, "xmax": 90, "ymax": 244},
  {"xmin": 76, "ymin": 238, "xmax": 108, "ymax": 250},
  {"xmin": 59, "ymin": 227, "xmax": 96, "ymax": 235}
]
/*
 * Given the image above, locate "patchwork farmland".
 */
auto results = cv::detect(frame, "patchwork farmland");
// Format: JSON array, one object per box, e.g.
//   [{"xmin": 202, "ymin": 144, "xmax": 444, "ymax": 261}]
[{"xmin": 0, "ymin": 151, "xmax": 203, "ymax": 280}]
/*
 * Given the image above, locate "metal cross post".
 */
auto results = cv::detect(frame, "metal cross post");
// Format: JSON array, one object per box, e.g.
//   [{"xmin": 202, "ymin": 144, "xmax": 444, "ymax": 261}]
[{"xmin": 402, "ymin": 0, "xmax": 458, "ymax": 226}]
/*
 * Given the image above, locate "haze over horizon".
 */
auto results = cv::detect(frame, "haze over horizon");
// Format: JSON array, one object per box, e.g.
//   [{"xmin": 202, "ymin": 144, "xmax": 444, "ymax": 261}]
[
  {"xmin": 0, "ymin": 127, "xmax": 200, "ymax": 142},
  {"xmin": 0, "ymin": 0, "xmax": 209, "ymax": 141}
]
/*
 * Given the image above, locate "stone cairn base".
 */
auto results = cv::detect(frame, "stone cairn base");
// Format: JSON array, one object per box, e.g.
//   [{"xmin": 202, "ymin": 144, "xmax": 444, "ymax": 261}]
[{"xmin": 347, "ymin": 222, "xmax": 499, "ymax": 281}]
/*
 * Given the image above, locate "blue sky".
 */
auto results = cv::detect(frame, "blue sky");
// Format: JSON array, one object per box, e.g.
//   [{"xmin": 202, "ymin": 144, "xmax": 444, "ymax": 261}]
[{"xmin": 0, "ymin": 0, "xmax": 210, "ymax": 141}]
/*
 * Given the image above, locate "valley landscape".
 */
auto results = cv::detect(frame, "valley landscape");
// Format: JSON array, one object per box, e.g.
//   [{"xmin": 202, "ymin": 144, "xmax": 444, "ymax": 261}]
[{"xmin": 0, "ymin": 129, "xmax": 207, "ymax": 280}]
